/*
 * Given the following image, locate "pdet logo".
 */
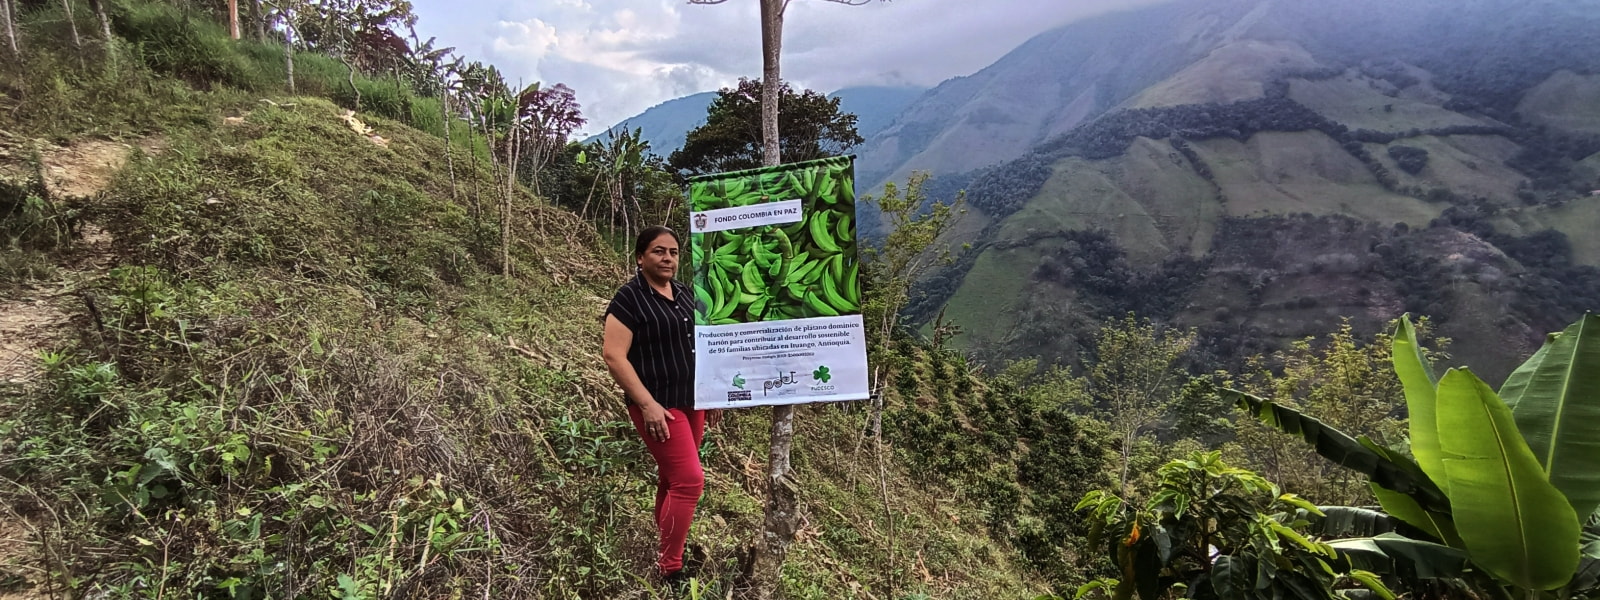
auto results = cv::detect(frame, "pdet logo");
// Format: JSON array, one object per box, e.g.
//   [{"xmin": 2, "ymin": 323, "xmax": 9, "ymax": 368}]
[{"xmin": 763, "ymin": 371, "xmax": 800, "ymax": 396}]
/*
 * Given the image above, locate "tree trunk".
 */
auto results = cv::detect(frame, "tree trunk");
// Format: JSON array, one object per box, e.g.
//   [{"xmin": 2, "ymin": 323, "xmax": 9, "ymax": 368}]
[
  {"xmin": 467, "ymin": 106, "xmax": 483, "ymax": 229},
  {"xmin": 443, "ymin": 93, "xmax": 458, "ymax": 201},
  {"xmin": 341, "ymin": 54, "xmax": 360, "ymax": 112},
  {"xmin": 617, "ymin": 177, "xmax": 632, "ymax": 250},
  {"xmin": 85, "ymin": 0, "xmax": 110, "ymax": 45},
  {"xmin": 501, "ymin": 125, "xmax": 521, "ymax": 277},
  {"xmin": 1, "ymin": 0, "xmax": 20, "ymax": 57},
  {"xmin": 227, "ymin": 0, "xmax": 239, "ymax": 39},
  {"xmin": 60, "ymin": 0, "xmax": 82, "ymax": 54},
  {"xmin": 250, "ymin": 0, "xmax": 266, "ymax": 41},
  {"xmin": 748, "ymin": 2, "xmax": 794, "ymax": 597},
  {"xmin": 579, "ymin": 170, "xmax": 599, "ymax": 222},
  {"xmin": 281, "ymin": 10, "xmax": 296, "ymax": 93},
  {"xmin": 758, "ymin": 0, "xmax": 783, "ymax": 167}
]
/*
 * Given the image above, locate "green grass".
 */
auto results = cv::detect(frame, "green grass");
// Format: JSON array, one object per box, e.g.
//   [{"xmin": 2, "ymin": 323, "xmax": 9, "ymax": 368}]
[
  {"xmin": 1287, "ymin": 73, "xmax": 1489, "ymax": 133},
  {"xmin": 939, "ymin": 244, "xmax": 1045, "ymax": 353},
  {"xmin": 1, "ymin": 0, "xmax": 470, "ymax": 146},
  {"xmin": 995, "ymin": 138, "xmax": 1223, "ymax": 261},
  {"xmin": 1364, "ymin": 134, "xmax": 1528, "ymax": 204},
  {"xmin": 1516, "ymin": 70, "xmax": 1600, "ymax": 135},
  {"xmin": 1496, "ymin": 197, "xmax": 1600, "ymax": 267},
  {"xmin": 1191, "ymin": 131, "xmax": 1442, "ymax": 225},
  {"xmin": 1129, "ymin": 39, "xmax": 1318, "ymax": 108}
]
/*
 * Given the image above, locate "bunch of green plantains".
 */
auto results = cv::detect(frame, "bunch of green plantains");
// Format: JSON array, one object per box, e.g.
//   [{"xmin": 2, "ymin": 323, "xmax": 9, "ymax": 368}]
[{"xmin": 690, "ymin": 159, "xmax": 860, "ymax": 325}]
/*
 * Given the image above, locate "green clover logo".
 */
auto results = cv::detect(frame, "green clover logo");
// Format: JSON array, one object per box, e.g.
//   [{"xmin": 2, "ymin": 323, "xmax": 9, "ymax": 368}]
[
  {"xmin": 732, "ymin": 373, "xmax": 746, "ymax": 389},
  {"xmin": 812, "ymin": 365, "xmax": 831, "ymax": 383}
]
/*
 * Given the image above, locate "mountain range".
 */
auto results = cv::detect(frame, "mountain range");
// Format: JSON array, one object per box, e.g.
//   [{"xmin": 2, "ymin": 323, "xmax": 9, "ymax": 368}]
[
  {"xmin": 586, "ymin": 85, "xmax": 925, "ymax": 158},
  {"xmin": 600, "ymin": 0, "xmax": 1600, "ymax": 381}
]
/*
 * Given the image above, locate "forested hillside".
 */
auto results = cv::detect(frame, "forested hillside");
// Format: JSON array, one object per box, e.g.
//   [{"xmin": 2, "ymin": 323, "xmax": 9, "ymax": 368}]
[{"xmin": 894, "ymin": 0, "xmax": 1600, "ymax": 382}]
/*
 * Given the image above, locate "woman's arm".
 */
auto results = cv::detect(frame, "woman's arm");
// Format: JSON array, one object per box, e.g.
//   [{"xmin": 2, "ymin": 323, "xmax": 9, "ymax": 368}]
[{"xmin": 603, "ymin": 314, "xmax": 675, "ymax": 441}]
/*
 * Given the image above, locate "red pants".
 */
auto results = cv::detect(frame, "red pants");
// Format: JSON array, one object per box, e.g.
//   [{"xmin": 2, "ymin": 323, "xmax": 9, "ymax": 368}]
[{"xmin": 627, "ymin": 405, "xmax": 705, "ymax": 574}]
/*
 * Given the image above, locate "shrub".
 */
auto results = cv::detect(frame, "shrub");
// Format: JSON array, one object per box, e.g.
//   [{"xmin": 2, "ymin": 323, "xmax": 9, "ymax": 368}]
[{"xmin": 1388, "ymin": 144, "xmax": 1430, "ymax": 175}]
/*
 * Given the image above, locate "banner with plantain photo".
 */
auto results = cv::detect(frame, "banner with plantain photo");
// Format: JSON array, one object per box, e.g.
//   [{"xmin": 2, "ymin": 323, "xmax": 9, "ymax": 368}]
[{"xmin": 687, "ymin": 155, "xmax": 869, "ymax": 409}]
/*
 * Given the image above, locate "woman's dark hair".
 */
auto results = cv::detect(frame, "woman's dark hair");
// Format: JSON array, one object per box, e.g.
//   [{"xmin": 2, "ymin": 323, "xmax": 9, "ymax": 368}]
[{"xmin": 634, "ymin": 226, "xmax": 680, "ymax": 259}]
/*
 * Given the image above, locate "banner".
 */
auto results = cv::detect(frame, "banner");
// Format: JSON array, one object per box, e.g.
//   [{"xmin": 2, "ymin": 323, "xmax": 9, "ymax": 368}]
[{"xmin": 688, "ymin": 156, "xmax": 868, "ymax": 409}]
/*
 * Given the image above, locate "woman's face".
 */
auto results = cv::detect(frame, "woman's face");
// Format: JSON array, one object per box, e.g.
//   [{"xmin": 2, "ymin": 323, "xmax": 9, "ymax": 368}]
[{"xmin": 637, "ymin": 233, "xmax": 679, "ymax": 282}]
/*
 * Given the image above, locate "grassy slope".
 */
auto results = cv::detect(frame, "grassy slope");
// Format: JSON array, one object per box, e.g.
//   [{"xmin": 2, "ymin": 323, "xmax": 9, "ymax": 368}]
[
  {"xmin": 938, "ymin": 126, "xmax": 1458, "ymax": 358},
  {"xmin": 1287, "ymin": 74, "xmax": 1488, "ymax": 133},
  {"xmin": 0, "ymin": 40, "xmax": 1042, "ymax": 600},
  {"xmin": 995, "ymin": 138, "xmax": 1218, "ymax": 262},
  {"xmin": 1365, "ymin": 135, "xmax": 1529, "ymax": 203},
  {"xmin": 939, "ymin": 245, "xmax": 1042, "ymax": 353},
  {"xmin": 1127, "ymin": 40, "xmax": 1319, "ymax": 109},
  {"xmin": 944, "ymin": 136, "xmax": 1222, "ymax": 353},
  {"xmin": 1497, "ymin": 196, "xmax": 1600, "ymax": 268},
  {"xmin": 1193, "ymin": 131, "xmax": 1440, "ymax": 225},
  {"xmin": 1517, "ymin": 70, "xmax": 1600, "ymax": 135}
]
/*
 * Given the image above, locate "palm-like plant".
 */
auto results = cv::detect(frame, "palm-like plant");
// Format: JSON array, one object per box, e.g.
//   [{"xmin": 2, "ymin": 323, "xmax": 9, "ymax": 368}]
[{"xmin": 1230, "ymin": 314, "xmax": 1600, "ymax": 598}]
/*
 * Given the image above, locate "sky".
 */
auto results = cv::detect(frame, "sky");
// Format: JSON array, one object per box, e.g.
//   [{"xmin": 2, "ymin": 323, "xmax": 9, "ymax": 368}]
[{"xmin": 408, "ymin": 0, "xmax": 1170, "ymax": 136}]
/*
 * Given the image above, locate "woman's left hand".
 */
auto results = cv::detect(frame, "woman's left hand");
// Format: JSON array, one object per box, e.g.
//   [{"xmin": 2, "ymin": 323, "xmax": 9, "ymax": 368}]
[{"xmin": 707, "ymin": 409, "xmax": 723, "ymax": 429}]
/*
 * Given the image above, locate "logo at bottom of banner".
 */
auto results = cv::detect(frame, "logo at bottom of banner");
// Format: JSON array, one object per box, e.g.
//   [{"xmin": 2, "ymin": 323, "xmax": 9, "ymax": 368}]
[{"xmin": 695, "ymin": 315, "xmax": 869, "ymax": 409}]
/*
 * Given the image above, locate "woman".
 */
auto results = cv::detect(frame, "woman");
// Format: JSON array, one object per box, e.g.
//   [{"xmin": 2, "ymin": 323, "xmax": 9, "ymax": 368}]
[{"xmin": 602, "ymin": 226, "xmax": 720, "ymax": 582}]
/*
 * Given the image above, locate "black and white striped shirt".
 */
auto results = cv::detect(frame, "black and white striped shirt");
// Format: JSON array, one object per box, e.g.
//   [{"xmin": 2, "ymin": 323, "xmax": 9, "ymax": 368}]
[{"xmin": 605, "ymin": 272, "xmax": 697, "ymax": 410}]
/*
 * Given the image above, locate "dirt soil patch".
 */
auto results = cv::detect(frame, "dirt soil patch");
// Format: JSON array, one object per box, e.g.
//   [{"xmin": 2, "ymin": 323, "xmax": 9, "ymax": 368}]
[
  {"xmin": 0, "ymin": 516, "xmax": 46, "ymax": 600},
  {"xmin": 1, "ymin": 135, "xmax": 158, "ymax": 599},
  {"xmin": 0, "ymin": 296, "xmax": 71, "ymax": 386},
  {"xmin": 39, "ymin": 137, "xmax": 166, "ymax": 200}
]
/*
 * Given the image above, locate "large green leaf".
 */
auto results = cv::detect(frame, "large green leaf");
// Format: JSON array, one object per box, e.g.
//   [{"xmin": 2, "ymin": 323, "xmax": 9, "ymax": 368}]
[
  {"xmin": 1328, "ymin": 533, "xmax": 1469, "ymax": 580},
  {"xmin": 1307, "ymin": 506, "xmax": 1401, "ymax": 538},
  {"xmin": 1358, "ymin": 439, "xmax": 1461, "ymax": 546},
  {"xmin": 1436, "ymin": 368, "xmax": 1580, "ymax": 590},
  {"xmin": 1228, "ymin": 390, "xmax": 1449, "ymax": 511},
  {"xmin": 1501, "ymin": 315, "xmax": 1600, "ymax": 520},
  {"xmin": 1500, "ymin": 333, "xmax": 1556, "ymax": 410},
  {"xmin": 1393, "ymin": 317, "xmax": 1446, "ymax": 488},
  {"xmin": 1367, "ymin": 483, "xmax": 1461, "ymax": 548}
]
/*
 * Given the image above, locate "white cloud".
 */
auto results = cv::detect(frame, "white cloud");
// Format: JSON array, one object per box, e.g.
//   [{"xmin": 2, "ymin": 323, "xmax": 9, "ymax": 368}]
[{"xmin": 410, "ymin": 0, "xmax": 1175, "ymax": 134}]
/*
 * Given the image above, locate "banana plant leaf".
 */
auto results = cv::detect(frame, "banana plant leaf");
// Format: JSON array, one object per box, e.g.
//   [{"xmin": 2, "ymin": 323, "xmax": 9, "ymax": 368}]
[
  {"xmin": 1305, "ymin": 506, "xmax": 1401, "ymax": 538},
  {"xmin": 1500, "ymin": 315, "xmax": 1600, "ymax": 520},
  {"xmin": 1343, "ymin": 570, "xmax": 1397, "ymax": 600},
  {"xmin": 1564, "ymin": 559, "xmax": 1600, "ymax": 598},
  {"xmin": 1359, "ymin": 440, "xmax": 1461, "ymax": 546},
  {"xmin": 1227, "ymin": 390, "xmax": 1449, "ymax": 511},
  {"xmin": 1393, "ymin": 317, "xmax": 1446, "ymax": 489},
  {"xmin": 1367, "ymin": 483, "xmax": 1461, "ymax": 547},
  {"xmin": 1587, "ymin": 516, "xmax": 1600, "ymax": 559},
  {"xmin": 1436, "ymin": 368, "xmax": 1580, "ymax": 591},
  {"xmin": 1328, "ymin": 533, "xmax": 1469, "ymax": 580}
]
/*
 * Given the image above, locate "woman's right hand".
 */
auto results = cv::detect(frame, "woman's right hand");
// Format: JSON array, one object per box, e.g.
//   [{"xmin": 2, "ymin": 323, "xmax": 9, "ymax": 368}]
[{"xmin": 641, "ymin": 400, "xmax": 676, "ymax": 443}]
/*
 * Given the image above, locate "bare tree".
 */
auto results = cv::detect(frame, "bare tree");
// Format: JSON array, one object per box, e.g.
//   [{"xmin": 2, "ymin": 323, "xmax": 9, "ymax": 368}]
[
  {"xmin": 60, "ymin": 0, "xmax": 82, "ymax": 54},
  {"xmin": 684, "ymin": 0, "xmax": 880, "ymax": 596},
  {"xmin": 85, "ymin": 0, "xmax": 110, "ymax": 45},
  {"xmin": 250, "ymin": 0, "xmax": 267, "ymax": 41},
  {"xmin": 263, "ymin": 0, "xmax": 302, "ymax": 93},
  {"xmin": 1, "ymin": 0, "xmax": 20, "ymax": 57},
  {"xmin": 588, "ymin": 128, "xmax": 647, "ymax": 242}
]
